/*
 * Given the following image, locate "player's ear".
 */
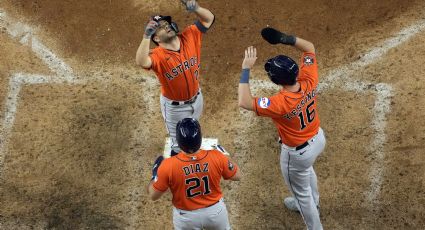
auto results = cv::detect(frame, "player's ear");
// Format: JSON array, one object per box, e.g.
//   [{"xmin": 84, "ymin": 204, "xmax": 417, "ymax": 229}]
[{"xmin": 153, "ymin": 35, "xmax": 160, "ymax": 43}]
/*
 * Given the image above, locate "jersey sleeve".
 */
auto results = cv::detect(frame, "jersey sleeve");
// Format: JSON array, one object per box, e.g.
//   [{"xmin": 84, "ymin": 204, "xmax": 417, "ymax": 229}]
[
  {"xmin": 145, "ymin": 49, "xmax": 160, "ymax": 72},
  {"xmin": 215, "ymin": 151, "xmax": 239, "ymax": 180},
  {"xmin": 297, "ymin": 52, "xmax": 319, "ymax": 87},
  {"xmin": 252, "ymin": 94, "xmax": 285, "ymax": 118},
  {"xmin": 182, "ymin": 24, "xmax": 203, "ymax": 47},
  {"xmin": 152, "ymin": 159, "xmax": 170, "ymax": 192}
]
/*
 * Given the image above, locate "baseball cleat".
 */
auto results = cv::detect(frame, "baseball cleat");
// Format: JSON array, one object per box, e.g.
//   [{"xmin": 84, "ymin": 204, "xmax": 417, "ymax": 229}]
[
  {"xmin": 284, "ymin": 197, "xmax": 300, "ymax": 212},
  {"xmin": 284, "ymin": 197, "xmax": 321, "ymax": 214}
]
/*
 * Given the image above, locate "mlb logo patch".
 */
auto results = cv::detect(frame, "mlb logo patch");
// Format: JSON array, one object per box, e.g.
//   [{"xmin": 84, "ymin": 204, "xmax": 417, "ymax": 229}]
[
  {"xmin": 258, "ymin": 97, "xmax": 270, "ymax": 108},
  {"xmin": 303, "ymin": 56, "xmax": 314, "ymax": 66}
]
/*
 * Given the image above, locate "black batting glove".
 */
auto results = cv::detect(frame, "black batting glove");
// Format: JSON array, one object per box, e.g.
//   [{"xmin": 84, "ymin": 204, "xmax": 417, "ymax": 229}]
[
  {"xmin": 261, "ymin": 27, "xmax": 296, "ymax": 45},
  {"xmin": 151, "ymin": 156, "xmax": 164, "ymax": 181}
]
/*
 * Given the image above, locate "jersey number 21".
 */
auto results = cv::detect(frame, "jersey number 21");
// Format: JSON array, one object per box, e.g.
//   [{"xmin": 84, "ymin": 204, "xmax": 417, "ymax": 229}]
[{"xmin": 185, "ymin": 176, "xmax": 211, "ymax": 198}]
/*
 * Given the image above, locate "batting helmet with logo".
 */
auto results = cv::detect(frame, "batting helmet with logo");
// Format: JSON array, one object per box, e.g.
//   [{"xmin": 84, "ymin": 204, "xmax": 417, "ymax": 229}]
[
  {"xmin": 151, "ymin": 15, "xmax": 179, "ymax": 45},
  {"xmin": 264, "ymin": 55, "xmax": 299, "ymax": 86},
  {"xmin": 176, "ymin": 118, "xmax": 202, "ymax": 154}
]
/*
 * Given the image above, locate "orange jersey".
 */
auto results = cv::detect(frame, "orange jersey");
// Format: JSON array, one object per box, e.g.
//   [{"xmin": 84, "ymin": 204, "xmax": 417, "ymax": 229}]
[
  {"xmin": 148, "ymin": 22, "xmax": 206, "ymax": 101},
  {"xmin": 152, "ymin": 149, "xmax": 239, "ymax": 211},
  {"xmin": 253, "ymin": 52, "xmax": 320, "ymax": 147}
]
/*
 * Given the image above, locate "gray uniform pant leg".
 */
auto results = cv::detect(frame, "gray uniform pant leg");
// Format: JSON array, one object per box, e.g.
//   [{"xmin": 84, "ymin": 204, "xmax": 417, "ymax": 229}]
[
  {"xmin": 173, "ymin": 198, "xmax": 231, "ymax": 230},
  {"xmin": 160, "ymin": 91, "xmax": 203, "ymax": 152},
  {"xmin": 280, "ymin": 128, "xmax": 326, "ymax": 230}
]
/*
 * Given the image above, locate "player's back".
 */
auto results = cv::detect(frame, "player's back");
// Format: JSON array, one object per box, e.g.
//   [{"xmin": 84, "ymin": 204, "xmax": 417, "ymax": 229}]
[{"xmin": 163, "ymin": 149, "xmax": 237, "ymax": 211}]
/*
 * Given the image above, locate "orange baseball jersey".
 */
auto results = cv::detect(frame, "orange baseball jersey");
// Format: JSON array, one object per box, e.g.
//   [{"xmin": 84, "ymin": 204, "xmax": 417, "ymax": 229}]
[
  {"xmin": 152, "ymin": 149, "xmax": 238, "ymax": 211},
  {"xmin": 253, "ymin": 52, "xmax": 320, "ymax": 147},
  {"xmin": 147, "ymin": 22, "xmax": 206, "ymax": 101}
]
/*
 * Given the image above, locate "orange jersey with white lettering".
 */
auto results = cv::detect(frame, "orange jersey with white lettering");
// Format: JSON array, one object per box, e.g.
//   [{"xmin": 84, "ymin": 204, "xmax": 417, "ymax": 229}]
[
  {"xmin": 253, "ymin": 52, "xmax": 320, "ymax": 147},
  {"xmin": 152, "ymin": 149, "xmax": 239, "ymax": 211},
  {"xmin": 148, "ymin": 23, "xmax": 205, "ymax": 101}
]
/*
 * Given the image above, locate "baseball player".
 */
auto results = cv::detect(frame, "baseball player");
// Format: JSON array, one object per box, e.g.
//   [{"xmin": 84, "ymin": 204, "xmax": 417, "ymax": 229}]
[
  {"xmin": 147, "ymin": 118, "xmax": 241, "ymax": 230},
  {"xmin": 237, "ymin": 27, "xmax": 326, "ymax": 230},
  {"xmin": 136, "ymin": 0, "xmax": 215, "ymax": 156}
]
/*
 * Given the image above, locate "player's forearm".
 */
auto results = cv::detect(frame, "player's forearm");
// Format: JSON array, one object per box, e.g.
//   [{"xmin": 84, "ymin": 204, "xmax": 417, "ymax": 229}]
[
  {"xmin": 147, "ymin": 182, "xmax": 163, "ymax": 201},
  {"xmin": 193, "ymin": 6, "xmax": 214, "ymax": 28},
  {"xmin": 238, "ymin": 69, "xmax": 254, "ymax": 110},
  {"xmin": 230, "ymin": 168, "xmax": 242, "ymax": 181},
  {"xmin": 293, "ymin": 37, "xmax": 315, "ymax": 53},
  {"xmin": 135, "ymin": 37, "xmax": 152, "ymax": 67},
  {"xmin": 238, "ymin": 84, "xmax": 254, "ymax": 110}
]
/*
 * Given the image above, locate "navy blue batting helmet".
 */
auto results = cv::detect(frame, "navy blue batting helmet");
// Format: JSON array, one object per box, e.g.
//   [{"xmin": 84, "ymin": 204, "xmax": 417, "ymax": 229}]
[
  {"xmin": 264, "ymin": 55, "xmax": 299, "ymax": 85},
  {"xmin": 176, "ymin": 118, "xmax": 202, "ymax": 154},
  {"xmin": 151, "ymin": 15, "xmax": 179, "ymax": 45}
]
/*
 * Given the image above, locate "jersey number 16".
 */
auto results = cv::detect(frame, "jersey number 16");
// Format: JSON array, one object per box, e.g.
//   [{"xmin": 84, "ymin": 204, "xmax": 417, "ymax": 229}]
[{"xmin": 298, "ymin": 100, "xmax": 316, "ymax": 130}]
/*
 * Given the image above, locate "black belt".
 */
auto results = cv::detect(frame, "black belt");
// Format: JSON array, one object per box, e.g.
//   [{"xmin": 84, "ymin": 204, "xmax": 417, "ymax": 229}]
[
  {"xmin": 295, "ymin": 141, "xmax": 309, "ymax": 151},
  {"xmin": 279, "ymin": 139, "xmax": 309, "ymax": 151},
  {"xmin": 206, "ymin": 200, "xmax": 220, "ymax": 208},
  {"xmin": 171, "ymin": 92, "xmax": 200, "ymax": 106}
]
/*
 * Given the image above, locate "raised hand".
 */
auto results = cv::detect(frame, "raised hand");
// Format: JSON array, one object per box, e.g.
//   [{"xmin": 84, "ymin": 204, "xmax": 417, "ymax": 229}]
[
  {"xmin": 242, "ymin": 46, "xmax": 257, "ymax": 69},
  {"xmin": 144, "ymin": 19, "xmax": 159, "ymax": 38},
  {"xmin": 180, "ymin": 0, "xmax": 199, "ymax": 12}
]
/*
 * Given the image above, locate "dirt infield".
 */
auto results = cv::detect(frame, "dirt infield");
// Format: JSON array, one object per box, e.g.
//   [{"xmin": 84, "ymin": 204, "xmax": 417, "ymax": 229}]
[{"xmin": 1, "ymin": 0, "xmax": 425, "ymax": 229}]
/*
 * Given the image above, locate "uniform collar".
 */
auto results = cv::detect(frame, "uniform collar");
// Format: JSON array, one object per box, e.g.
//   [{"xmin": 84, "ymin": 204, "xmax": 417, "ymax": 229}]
[{"xmin": 176, "ymin": 150, "xmax": 208, "ymax": 162}]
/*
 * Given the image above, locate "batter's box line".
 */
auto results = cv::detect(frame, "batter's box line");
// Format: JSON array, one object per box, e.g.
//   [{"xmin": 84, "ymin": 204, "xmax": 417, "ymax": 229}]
[
  {"xmin": 248, "ymin": 70, "xmax": 393, "ymax": 206},
  {"xmin": 0, "ymin": 9, "xmax": 74, "ymax": 79},
  {"xmin": 0, "ymin": 73, "xmax": 82, "ymax": 175},
  {"xmin": 0, "ymin": 7, "xmax": 158, "ymax": 229},
  {"xmin": 0, "ymin": 8, "xmax": 159, "ymax": 177}
]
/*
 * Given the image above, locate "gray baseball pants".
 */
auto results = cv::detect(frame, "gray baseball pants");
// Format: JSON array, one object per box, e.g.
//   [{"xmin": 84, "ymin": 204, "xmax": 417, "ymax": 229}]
[
  {"xmin": 172, "ymin": 198, "xmax": 231, "ymax": 230},
  {"xmin": 280, "ymin": 128, "xmax": 326, "ymax": 230},
  {"xmin": 160, "ymin": 90, "xmax": 203, "ymax": 153}
]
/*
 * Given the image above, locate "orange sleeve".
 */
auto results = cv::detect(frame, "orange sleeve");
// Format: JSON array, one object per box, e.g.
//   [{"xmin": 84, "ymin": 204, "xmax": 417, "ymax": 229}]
[
  {"xmin": 253, "ymin": 94, "xmax": 285, "ymax": 118},
  {"xmin": 182, "ymin": 24, "xmax": 203, "ymax": 48},
  {"xmin": 145, "ymin": 49, "xmax": 161, "ymax": 72},
  {"xmin": 216, "ymin": 152, "xmax": 239, "ymax": 180},
  {"xmin": 152, "ymin": 159, "xmax": 170, "ymax": 192},
  {"xmin": 298, "ymin": 52, "xmax": 319, "ymax": 87}
]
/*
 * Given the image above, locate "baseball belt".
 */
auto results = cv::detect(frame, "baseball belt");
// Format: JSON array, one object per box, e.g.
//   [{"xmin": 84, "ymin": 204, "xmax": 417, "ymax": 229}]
[
  {"xmin": 279, "ymin": 139, "xmax": 309, "ymax": 151},
  {"xmin": 171, "ymin": 91, "xmax": 200, "ymax": 106}
]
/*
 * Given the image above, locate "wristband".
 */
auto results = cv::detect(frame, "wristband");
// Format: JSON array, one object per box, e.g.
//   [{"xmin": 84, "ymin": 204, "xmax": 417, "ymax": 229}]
[
  {"xmin": 282, "ymin": 35, "xmax": 296, "ymax": 46},
  {"xmin": 240, "ymin": 69, "xmax": 250, "ymax": 83}
]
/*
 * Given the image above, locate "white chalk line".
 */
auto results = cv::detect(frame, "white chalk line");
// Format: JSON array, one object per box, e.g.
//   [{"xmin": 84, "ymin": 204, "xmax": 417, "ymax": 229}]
[
  {"xmin": 0, "ymin": 10, "xmax": 75, "ymax": 80},
  {"xmin": 319, "ymin": 18, "xmax": 425, "ymax": 91},
  {"xmin": 0, "ymin": 5, "xmax": 421, "ymax": 228},
  {"xmin": 248, "ymin": 18, "xmax": 425, "ymax": 207},
  {"xmin": 0, "ymin": 10, "xmax": 81, "ymax": 177},
  {"xmin": 0, "ymin": 8, "xmax": 159, "ymax": 229}
]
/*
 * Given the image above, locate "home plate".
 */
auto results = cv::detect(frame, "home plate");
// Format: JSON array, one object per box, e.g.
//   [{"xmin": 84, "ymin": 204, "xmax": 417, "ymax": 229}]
[{"xmin": 163, "ymin": 138, "xmax": 218, "ymax": 158}]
